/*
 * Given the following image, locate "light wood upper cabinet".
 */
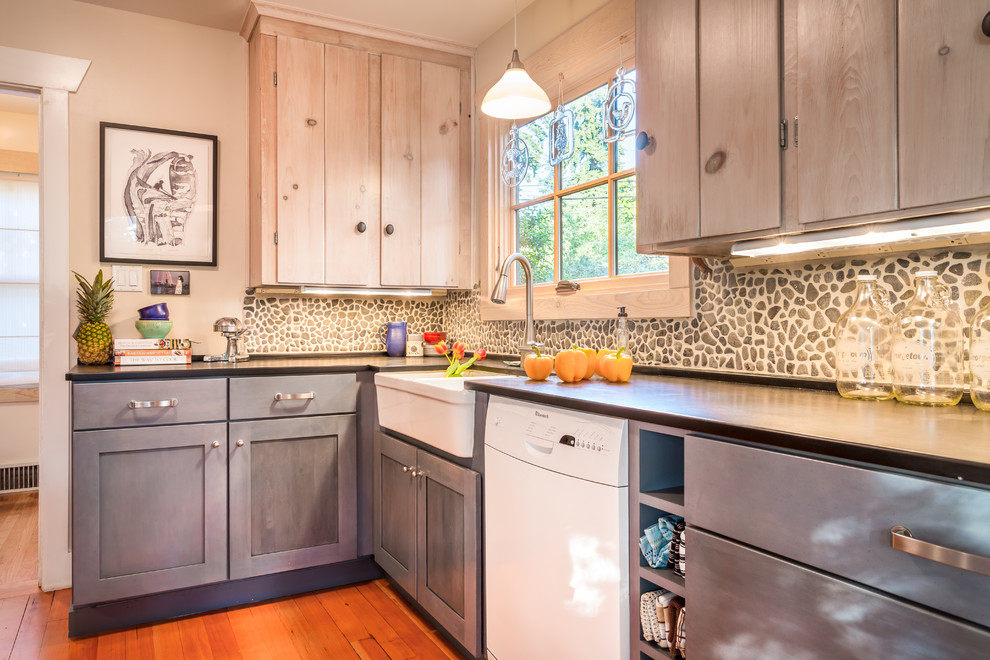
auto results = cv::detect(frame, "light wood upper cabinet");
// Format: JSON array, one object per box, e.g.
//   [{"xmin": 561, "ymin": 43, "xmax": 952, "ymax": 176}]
[
  {"xmin": 247, "ymin": 18, "xmax": 473, "ymax": 288},
  {"xmin": 699, "ymin": 0, "xmax": 781, "ymax": 237},
  {"xmin": 275, "ymin": 36, "xmax": 325, "ymax": 285},
  {"xmin": 635, "ymin": 0, "xmax": 700, "ymax": 245},
  {"xmin": 899, "ymin": 0, "xmax": 990, "ymax": 209},
  {"xmin": 791, "ymin": 0, "xmax": 897, "ymax": 225}
]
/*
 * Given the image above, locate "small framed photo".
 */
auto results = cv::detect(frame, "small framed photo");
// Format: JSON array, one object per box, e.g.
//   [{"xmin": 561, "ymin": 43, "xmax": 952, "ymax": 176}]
[
  {"xmin": 100, "ymin": 122, "xmax": 218, "ymax": 266},
  {"xmin": 150, "ymin": 270, "xmax": 190, "ymax": 295}
]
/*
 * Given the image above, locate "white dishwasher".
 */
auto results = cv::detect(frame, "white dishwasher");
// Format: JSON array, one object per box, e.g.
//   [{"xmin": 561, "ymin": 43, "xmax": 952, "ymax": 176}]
[{"xmin": 484, "ymin": 395, "xmax": 628, "ymax": 660}]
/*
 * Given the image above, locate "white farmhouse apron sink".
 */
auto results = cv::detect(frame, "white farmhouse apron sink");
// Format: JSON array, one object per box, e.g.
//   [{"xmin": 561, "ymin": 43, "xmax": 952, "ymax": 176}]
[{"xmin": 374, "ymin": 370, "xmax": 515, "ymax": 457}]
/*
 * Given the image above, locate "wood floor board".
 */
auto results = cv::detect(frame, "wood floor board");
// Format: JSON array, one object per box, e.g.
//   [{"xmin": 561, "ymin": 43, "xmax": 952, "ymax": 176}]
[
  {"xmin": 290, "ymin": 593, "xmax": 360, "ymax": 658},
  {"xmin": 0, "ymin": 594, "xmax": 28, "ymax": 658},
  {"xmin": 93, "ymin": 628, "xmax": 126, "ymax": 660},
  {"xmin": 0, "ymin": 492, "xmax": 38, "ymax": 599},
  {"xmin": 200, "ymin": 610, "xmax": 243, "ymax": 660},
  {"xmin": 353, "ymin": 636, "xmax": 392, "ymax": 660},
  {"xmin": 316, "ymin": 587, "xmax": 417, "ymax": 659},
  {"xmin": 9, "ymin": 590, "xmax": 53, "ymax": 659},
  {"xmin": 355, "ymin": 581, "xmax": 451, "ymax": 660},
  {"xmin": 176, "ymin": 615, "xmax": 216, "ymax": 660}
]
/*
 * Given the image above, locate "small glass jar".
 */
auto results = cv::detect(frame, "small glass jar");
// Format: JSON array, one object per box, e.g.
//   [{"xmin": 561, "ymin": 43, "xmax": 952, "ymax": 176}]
[
  {"xmin": 833, "ymin": 275, "xmax": 894, "ymax": 400},
  {"xmin": 970, "ymin": 298, "xmax": 990, "ymax": 411},
  {"xmin": 891, "ymin": 271, "xmax": 964, "ymax": 406}
]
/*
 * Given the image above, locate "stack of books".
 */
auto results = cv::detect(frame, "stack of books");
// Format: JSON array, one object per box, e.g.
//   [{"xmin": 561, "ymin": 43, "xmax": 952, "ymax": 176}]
[{"xmin": 113, "ymin": 338, "xmax": 193, "ymax": 366}]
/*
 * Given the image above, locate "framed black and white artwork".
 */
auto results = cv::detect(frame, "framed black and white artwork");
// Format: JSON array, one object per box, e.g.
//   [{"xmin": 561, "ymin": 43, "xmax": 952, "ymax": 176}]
[{"xmin": 100, "ymin": 122, "xmax": 218, "ymax": 266}]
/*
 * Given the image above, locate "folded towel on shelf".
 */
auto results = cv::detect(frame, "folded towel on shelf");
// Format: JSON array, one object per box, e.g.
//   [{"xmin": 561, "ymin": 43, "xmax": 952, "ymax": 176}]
[
  {"xmin": 666, "ymin": 596, "xmax": 685, "ymax": 647},
  {"xmin": 671, "ymin": 521, "xmax": 687, "ymax": 578},
  {"xmin": 675, "ymin": 606, "xmax": 687, "ymax": 657},
  {"xmin": 640, "ymin": 515, "xmax": 684, "ymax": 569},
  {"xmin": 654, "ymin": 590, "xmax": 678, "ymax": 649},
  {"xmin": 639, "ymin": 590, "xmax": 663, "ymax": 642}
]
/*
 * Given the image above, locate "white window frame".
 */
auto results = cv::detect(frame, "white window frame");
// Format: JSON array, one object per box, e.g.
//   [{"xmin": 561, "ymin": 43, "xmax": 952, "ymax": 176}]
[{"xmin": 477, "ymin": 0, "xmax": 691, "ymax": 322}]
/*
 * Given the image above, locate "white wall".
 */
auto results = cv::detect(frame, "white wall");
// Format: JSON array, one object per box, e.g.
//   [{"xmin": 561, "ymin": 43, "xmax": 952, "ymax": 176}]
[{"xmin": 0, "ymin": 0, "xmax": 250, "ymax": 358}]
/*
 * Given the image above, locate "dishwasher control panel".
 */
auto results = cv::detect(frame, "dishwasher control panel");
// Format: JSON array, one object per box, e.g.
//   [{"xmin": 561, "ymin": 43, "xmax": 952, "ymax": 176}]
[{"xmin": 485, "ymin": 395, "xmax": 628, "ymax": 486}]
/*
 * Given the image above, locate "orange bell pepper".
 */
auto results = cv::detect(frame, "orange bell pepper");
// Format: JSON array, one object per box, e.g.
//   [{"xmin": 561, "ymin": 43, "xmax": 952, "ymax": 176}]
[
  {"xmin": 554, "ymin": 348, "xmax": 588, "ymax": 383},
  {"xmin": 523, "ymin": 346, "xmax": 554, "ymax": 381},
  {"xmin": 600, "ymin": 346, "xmax": 633, "ymax": 383},
  {"xmin": 573, "ymin": 344, "xmax": 598, "ymax": 380},
  {"xmin": 595, "ymin": 349, "xmax": 616, "ymax": 378}
]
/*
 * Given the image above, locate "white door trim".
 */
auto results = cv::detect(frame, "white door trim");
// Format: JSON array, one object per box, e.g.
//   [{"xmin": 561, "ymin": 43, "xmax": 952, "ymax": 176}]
[{"xmin": 0, "ymin": 46, "xmax": 91, "ymax": 591}]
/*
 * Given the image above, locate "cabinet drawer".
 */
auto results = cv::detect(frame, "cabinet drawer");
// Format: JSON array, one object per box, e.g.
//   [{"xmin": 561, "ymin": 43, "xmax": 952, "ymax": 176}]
[
  {"xmin": 685, "ymin": 436, "xmax": 990, "ymax": 628},
  {"xmin": 688, "ymin": 528, "xmax": 990, "ymax": 659},
  {"xmin": 229, "ymin": 374, "xmax": 357, "ymax": 420},
  {"xmin": 72, "ymin": 379, "xmax": 226, "ymax": 430}
]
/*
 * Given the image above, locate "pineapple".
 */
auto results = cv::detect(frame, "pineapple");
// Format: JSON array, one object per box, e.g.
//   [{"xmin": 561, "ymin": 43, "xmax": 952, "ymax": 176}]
[{"xmin": 72, "ymin": 269, "xmax": 115, "ymax": 365}]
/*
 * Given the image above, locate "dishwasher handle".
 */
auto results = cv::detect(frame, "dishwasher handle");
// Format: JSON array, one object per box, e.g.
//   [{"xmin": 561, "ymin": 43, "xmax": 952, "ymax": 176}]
[
  {"xmin": 890, "ymin": 525, "xmax": 990, "ymax": 577},
  {"xmin": 524, "ymin": 437, "xmax": 555, "ymax": 455}
]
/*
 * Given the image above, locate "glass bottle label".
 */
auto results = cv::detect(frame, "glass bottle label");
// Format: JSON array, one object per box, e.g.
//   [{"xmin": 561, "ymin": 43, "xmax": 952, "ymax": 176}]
[
  {"xmin": 972, "ymin": 342, "xmax": 990, "ymax": 379},
  {"xmin": 892, "ymin": 339, "xmax": 939, "ymax": 374},
  {"xmin": 835, "ymin": 340, "xmax": 873, "ymax": 372}
]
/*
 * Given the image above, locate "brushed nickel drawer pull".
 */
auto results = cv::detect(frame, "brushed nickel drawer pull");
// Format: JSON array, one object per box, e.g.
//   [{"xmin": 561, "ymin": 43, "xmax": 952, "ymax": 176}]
[
  {"xmin": 273, "ymin": 392, "xmax": 315, "ymax": 401},
  {"xmin": 128, "ymin": 399, "xmax": 178, "ymax": 409},
  {"xmin": 890, "ymin": 526, "xmax": 990, "ymax": 577}
]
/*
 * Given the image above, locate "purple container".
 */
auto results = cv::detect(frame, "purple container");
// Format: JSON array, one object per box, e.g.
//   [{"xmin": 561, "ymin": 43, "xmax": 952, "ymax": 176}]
[{"xmin": 138, "ymin": 303, "xmax": 169, "ymax": 320}]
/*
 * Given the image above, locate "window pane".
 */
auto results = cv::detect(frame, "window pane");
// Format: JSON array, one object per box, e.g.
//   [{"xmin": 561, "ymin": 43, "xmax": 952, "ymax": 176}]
[
  {"xmin": 0, "ymin": 284, "xmax": 39, "ymax": 336},
  {"xmin": 515, "ymin": 201, "xmax": 554, "ymax": 284},
  {"xmin": 0, "ymin": 229, "xmax": 39, "ymax": 283},
  {"xmin": 560, "ymin": 183, "xmax": 608, "ymax": 280},
  {"xmin": 614, "ymin": 69, "xmax": 637, "ymax": 172},
  {"xmin": 615, "ymin": 176, "xmax": 668, "ymax": 275},
  {"xmin": 560, "ymin": 85, "xmax": 608, "ymax": 189},
  {"xmin": 0, "ymin": 177, "xmax": 39, "ymax": 230},
  {"xmin": 0, "ymin": 337, "xmax": 39, "ymax": 373},
  {"xmin": 515, "ymin": 115, "xmax": 553, "ymax": 203}
]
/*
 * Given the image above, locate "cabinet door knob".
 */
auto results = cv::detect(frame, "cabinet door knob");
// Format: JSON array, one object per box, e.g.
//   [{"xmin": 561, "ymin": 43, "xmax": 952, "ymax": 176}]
[
  {"xmin": 236, "ymin": 439, "xmax": 245, "ymax": 447},
  {"xmin": 704, "ymin": 150, "xmax": 727, "ymax": 174},
  {"xmin": 356, "ymin": 222, "xmax": 367, "ymax": 233},
  {"xmin": 983, "ymin": 11, "xmax": 990, "ymax": 37},
  {"xmin": 306, "ymin": 118, "xmax": 318, "ymax": 127},
  {"xmin": 385, "ymin": 224, "xmax": 395, "ymax": 236},
  {"xmin": 212, "ymin": 441, "xmax": 221, "ymax": 448},
  {"xmin": 635, "ymin": 131, "xmax": 654, "ymax": 151}
]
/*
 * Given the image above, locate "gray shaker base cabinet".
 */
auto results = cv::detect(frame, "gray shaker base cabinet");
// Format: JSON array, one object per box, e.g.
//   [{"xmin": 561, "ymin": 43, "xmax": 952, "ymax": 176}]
[{"xmin": 373, "ymin": 432, "xmax": 482, "ymax": 657}]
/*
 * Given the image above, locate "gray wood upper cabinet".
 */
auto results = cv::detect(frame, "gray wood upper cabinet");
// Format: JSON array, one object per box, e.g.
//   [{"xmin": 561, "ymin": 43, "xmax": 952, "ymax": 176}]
[
  {"xmin": 373, "ymin": 432, "xmax": 482, "ymax": 657},
  {"xmin": 72, "ymin": 423, "xmax": 228, "ymax": 605},
  {"xmin": 228, "ymin": 415, "xmax": 358, "ymax": 579}
]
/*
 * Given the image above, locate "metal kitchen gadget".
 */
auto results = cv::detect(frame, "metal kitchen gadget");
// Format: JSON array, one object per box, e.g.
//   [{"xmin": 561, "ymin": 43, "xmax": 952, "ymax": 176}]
[{"xmin": 203, "ymin": 317, "xmax": 250, "ymax": 363}]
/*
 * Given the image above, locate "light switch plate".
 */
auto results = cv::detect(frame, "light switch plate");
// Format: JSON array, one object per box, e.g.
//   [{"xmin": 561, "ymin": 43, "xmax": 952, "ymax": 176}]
[{"xmin": 111, "ymin": 265, "xmax": 143, "ymax": 292}]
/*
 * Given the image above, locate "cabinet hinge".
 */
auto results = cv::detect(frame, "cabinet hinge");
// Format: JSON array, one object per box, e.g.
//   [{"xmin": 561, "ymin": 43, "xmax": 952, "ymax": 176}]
[
  {"xmin": 273, "ymin": 72, "xmax": 278, "ymax": 87},
  {"xmin": 779, "ymin": 120, "xmax": 788, "ymax": 151},
  {"xmin": 793, "ymin": 116, "xmax": 799, "ymax": 147},
  {"xmin": 274, "ymin": 231, "xmax": 278, "ymax": 245}
]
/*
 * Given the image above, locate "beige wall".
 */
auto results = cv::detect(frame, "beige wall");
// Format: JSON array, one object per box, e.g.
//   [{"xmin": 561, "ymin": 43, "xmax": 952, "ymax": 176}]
[
  {"xmin": 0, "ymin": 108, "xmax": 39, "ymax": 152},
  {"xmin": 476, "ymin": 0, "xmax": 612, "ymax": 90},
  {"xmin": 0, "ymin": 0, "xmax": 249, "ymax": 358}
]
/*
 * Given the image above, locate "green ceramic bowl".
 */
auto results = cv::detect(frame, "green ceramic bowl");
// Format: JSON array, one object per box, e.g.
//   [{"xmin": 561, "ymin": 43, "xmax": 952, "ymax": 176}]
[{"xmin": 134, "ymin": 319, "xmax": 173, "ymax": 339}]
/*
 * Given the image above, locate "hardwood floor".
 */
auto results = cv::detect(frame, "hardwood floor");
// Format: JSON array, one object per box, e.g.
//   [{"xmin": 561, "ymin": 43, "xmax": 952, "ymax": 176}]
[
  {"xmin": 0, "ymin": 491, "xmax": 39, "ymax": 600},
  {"xmin": 0, "ymin": 493, "xmax": 466, "ymax": 659},
  {"xmin": 0, "ymin": 579, "xmax": 467, "ymax": 659}
]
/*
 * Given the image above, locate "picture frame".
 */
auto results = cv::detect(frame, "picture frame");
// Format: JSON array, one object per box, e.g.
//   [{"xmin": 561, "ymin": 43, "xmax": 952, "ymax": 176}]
[
  {"xmin": 150, "ymin": 269, "xmax": 190, "ymax": 295},
  {"xmin": 100, "ymin": 122, "xmax": 218, "ymax": 266}
]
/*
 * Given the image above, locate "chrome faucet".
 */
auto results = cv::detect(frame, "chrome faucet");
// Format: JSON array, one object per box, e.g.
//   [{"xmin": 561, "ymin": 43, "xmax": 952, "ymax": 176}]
[{"xmin": 490, "ymin": 252, "xmax": 544, "ymax": 362}]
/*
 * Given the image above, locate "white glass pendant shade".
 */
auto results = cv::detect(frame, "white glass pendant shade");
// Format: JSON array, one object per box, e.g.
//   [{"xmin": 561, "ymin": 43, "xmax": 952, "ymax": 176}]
[{"xmin": 481, "ymin": 50, "xmax": 551, "ymax": 120}]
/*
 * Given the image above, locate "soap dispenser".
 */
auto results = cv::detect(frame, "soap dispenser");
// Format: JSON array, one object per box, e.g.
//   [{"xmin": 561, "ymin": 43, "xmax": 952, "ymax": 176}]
[{"xmin": 615, "ymin": 306, "xmax": 630, "ymax": 354}]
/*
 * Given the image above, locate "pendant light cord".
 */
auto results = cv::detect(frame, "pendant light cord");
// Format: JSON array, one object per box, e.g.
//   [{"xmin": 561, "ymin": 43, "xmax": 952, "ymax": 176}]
[{"xmin": 513, "ymin": 0, "xmax": 518, "ymax": 50}]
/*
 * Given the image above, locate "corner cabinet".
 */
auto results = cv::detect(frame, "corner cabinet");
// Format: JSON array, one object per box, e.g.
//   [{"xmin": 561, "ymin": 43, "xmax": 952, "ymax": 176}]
[
  {"xmin": 373, "ymin": 432, "xmax": 482, "ymax": 656},
  {"xmin": 247, "ymin": 17, "xmax": 472, "ymax": 289}
]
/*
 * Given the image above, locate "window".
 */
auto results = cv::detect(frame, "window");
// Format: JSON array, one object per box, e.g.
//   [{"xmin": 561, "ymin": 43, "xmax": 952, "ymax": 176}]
[
  {"xmin": 512, "ymin": 70, "xmax": 668, "ymax": 287},
  {"xmin": 0, "ymin": 174, "xmax": 40, "ymax": 387}
]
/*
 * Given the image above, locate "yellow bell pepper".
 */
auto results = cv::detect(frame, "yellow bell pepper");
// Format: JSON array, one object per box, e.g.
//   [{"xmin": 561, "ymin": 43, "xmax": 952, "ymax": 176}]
[
  {"xmin": 600, "ymin": 346, "xmax": 633, "ymax": 383},
  {"xmin": 595, "ymin": 349, "xmax": 616, "ymax": 378},
  {"xmin": 573, "ymin": 344, "xmax": 598, "ymax": 380},
  {"xmin": 523, "ymin": 346, "xmax": 554, "ymax": 381},
  {"xmin": 554, "ymin": 348, "xmax": 588, "ymax": 383}
]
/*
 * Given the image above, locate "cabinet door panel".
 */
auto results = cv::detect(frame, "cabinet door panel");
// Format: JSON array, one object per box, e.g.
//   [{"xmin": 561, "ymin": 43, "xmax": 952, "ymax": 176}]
[
  {"xmin": 796, "ymin": 0, "xmax": 896, "ymax": 224},
  {"xmin": 373, "ymin": 432, "xmax": 418, "ymax": 596},
  {"xmin": 229, "ymin": 415, "xmax": 357, "ymax": 579},
  {"xmin": 324, "ymin": 45, "xmax": 379, "ymax": 287},
  {"xmin": 899, "ymin": 0, "xmax": 990, "ymax": 208},
  {"xmin": 381, "ymin": 55, "xmax": 422, "ymax": 287},
  {"xmin": 699, "ymin": 0, "xmax": 781, "ymax": 236},
  {"xmin": 72, "ymin": 423, "xmax": 228, "ymax": 606},
  {"xmin": 416, "ymin": 449, "xmax": 481, "ymax": 653},
  {"xmin": 635, "ymin": 0, "xmax": 700, "ymax": 245},
  {"xmin": 277, "ymin": 36, "xmax": 325, "ymax": 284},
  {"xmin": 420, "ymin": 61, "xmax": 461, "ymax": 288}
]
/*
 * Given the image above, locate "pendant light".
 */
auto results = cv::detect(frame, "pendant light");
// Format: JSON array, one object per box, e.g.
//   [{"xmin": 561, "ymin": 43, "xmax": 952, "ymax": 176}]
[{"xmin": 481, "ymin": 0, "xmax": 551, "ymax": 120}]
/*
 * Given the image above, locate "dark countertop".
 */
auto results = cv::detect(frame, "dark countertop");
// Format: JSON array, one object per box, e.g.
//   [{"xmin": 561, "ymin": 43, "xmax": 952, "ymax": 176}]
[
  {"xmin": 465, "ymin": 376, "xmax": 990, "ymax": 487},
  {"xmin": 66, "ymin": 354, "xmax": 990, "ymax": 485}
]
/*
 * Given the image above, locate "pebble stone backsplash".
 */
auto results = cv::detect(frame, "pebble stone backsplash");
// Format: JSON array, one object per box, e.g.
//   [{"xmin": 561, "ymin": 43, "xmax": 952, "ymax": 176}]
[{"xmin": 243, "ymin": 247, "xmax": 990, "ymax": 381}]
